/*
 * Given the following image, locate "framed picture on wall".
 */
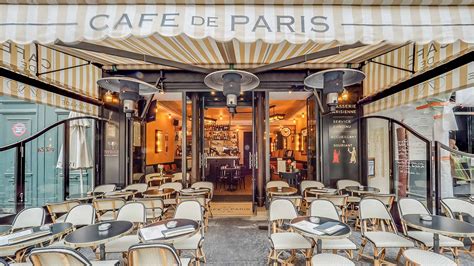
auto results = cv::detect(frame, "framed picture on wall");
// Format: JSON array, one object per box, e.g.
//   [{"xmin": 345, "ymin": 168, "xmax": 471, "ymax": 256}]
[{"xmin": 368, "ymin": 158, "xmax": 375, "ymax": 177}]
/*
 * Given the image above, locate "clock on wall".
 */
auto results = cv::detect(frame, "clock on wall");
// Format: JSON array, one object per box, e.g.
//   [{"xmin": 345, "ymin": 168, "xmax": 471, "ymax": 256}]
[{"xmin": 280, "ymin": 127, "xmax": 291, "ymax": 137}]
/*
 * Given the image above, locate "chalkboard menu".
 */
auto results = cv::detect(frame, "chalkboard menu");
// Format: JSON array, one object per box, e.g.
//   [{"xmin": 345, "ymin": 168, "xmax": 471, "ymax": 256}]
[{"xmin": 322, "ymin": 104, "xmax": 359, "ymax": 187}]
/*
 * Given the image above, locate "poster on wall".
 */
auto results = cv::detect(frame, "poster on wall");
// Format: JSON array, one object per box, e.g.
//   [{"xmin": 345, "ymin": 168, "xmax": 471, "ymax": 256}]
[{"xmin": 323, "ymin": 103, "xmax": 359, "ymax": 186}]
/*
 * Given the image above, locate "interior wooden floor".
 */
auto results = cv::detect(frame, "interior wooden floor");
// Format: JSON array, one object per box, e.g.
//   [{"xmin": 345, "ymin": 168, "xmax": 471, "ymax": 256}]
[{"xmin": 213, "ymin": 175, "xmax": 253, "ymax": 196}]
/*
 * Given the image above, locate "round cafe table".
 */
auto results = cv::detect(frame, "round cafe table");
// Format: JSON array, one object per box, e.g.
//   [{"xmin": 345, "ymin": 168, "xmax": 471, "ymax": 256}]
[
  {"xmin": 267, "ymin": 187, "xmax": 298, "ymax": 196},
  {"xmin": 308, "ymin": 188, "xmax": 337, "ymax": 196},
  {"xmin": 290, "ymin": 216, "xmax": 351, "ymax": 254},
  {"xmin": 0, "ymin": 223, "xmax": 73, "ymax": 261},
  {"xmin": 64, "ymin": 221, "xmax": 133, "ymax": 260},
  {"xmin": 180, "ymin": 188, "xmax": 210, "ymax": 197},
  {"xmin": 403, "ymin": 214, "xmax": 474, "ymax": 253},
  {"xmin": 143, "ymin": 188, "xmax": 175, "ymax": 198},
  {"xmin": 104, "ymin": 190, "xmax": 135, "ymax": 199},
  {"xmin": 345, "ymin": 186, "xmax": 380, "ymax": 194},
  {"xmin": 139, "ymin": 218, "xmax": 199, "ymax": 244}
]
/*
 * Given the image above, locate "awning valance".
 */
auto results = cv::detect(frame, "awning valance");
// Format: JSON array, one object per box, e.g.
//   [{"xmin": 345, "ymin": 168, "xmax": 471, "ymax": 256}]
[{"xmin": 1, "ymin": 5, "xmax": 473, "ymax": 45}]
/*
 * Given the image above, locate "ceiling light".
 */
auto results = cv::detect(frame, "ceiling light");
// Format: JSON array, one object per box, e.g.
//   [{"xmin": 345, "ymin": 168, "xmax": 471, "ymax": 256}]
[
  {"xmin": 301, "ymin": 113, "xmax": 305, "ymax": 118},
  {"xmin": 288, "ymin": 90, "xmax": 292, "ymax": 94},
  {"xmin": 168, "ymin": 114, "xmax": 172, "ymax": 119},
  {"xmin": 269, "ymin": 105, "xmax": 285, "ymax": 122},
  {"xmin": 211, "ymin": 91, "xmax": 216, "ymax": 95},
  {"xmin": 293, "ymin": 119, "xmax": 297, "ymax": 124}
]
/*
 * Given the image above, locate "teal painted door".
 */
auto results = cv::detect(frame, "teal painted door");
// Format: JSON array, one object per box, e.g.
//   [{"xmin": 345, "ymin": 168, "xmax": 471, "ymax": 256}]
[{"xmin": 0, "ymin": 95, "xmax": 93, "ymax": 212}]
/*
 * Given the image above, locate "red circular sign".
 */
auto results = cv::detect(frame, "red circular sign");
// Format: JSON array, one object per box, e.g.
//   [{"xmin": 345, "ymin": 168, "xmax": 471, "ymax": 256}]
[{"xmin": 12, "ymin": 123, "xmax": 27, "ymax": 137}]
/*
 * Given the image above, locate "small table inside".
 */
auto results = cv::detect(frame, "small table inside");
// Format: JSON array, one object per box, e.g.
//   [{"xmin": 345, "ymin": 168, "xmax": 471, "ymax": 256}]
[
  {"xmin": 267, "ymin": 187, "xmax": 298, "ymax": 196},
  {"xmin": 290, "ymin": 216, "xmax": 351, "ymax": 254},
  {"xmin": 345, "ymin": 186, "xmax": 380, "ymax": 194},
  {"xmin": 143, "ymin": 188, "xmax": 175, "ymax": 198},
  {"xmin": 64, "ymin": 221, "xmax": 133, "ymax": 260},
  {"xmin": 139, "ymin": 218, "xmax": 199, "ymax": 244},
  {"xmin": 402, "ymin": 214, "xmax": 474, "ymax": 253}
]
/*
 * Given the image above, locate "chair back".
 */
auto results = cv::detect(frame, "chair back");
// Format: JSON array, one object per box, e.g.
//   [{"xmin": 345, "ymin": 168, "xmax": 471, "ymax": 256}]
[
  {"xmin": 365, "ymin": 194, "xmax": 395, "ymax": 210},
  {"xmin": 318, "ymin": 194, "xmax": 348, "ymax": 207},
  {"xmin": 441, "ymin": 198, "xmax": 474, "ymax": 218},
  {"xmin": 336, "ymin": 179, "xmax": 360, "ymax": 190},
  {"xmin": 273, "ymin": 196, "xmax": 302, "ymax": 211},
  {"xmin": 360, "ymin": 198, "xmax": 397, "ymax": 234},
  {"xmin": 117, "ymin": 202, "xmax": 146, "ymax": 225},
  {"xmin": 269, "ymin": 199, "xmax": 298, "ymax": 221},
  {"xmin": 191, "ymin": 182, "xmax": 214, "ymax": 199},
  {"xmin": 172, "ymin": 172, "xmax": 189, "ymax": 182},
  {"xmin": 46, "ymin": 201, "xmax": 80, "ymax": 222},
  {"xmin": 124, "ymin": 183, "xmax": 148, "ymax": 193},
  {"xmin": 93, "ymin": 184, "xmax": 116, "ymax": 193},
  {"xmin": 160, "ymin": 182, "xmax": 183, "ymax": 192},
  {"xmin": 128, "ymin": 243, "xmax": 182, "ymax": 266},
  {"xmin": 145, "ymin": 173, "xmax": 161, "ymax": 184},
  {"xmin": 177, "ymin": 195, "xmax": 206, "ymax": 207},
  {"xmin": 174, "ymin": 200, "xmax": 203, "ymax": 223},
  {"xmin": 398, "ymin": 198, "xmax": 430, "ymax": 216},
  {"xmin": 93, "ymin": 198, "xmax": 125, "ymax": 220},
  {"xmin": 300, "ymin": 180, "xmax": 324, "ymax": 196},
  {"xmin": 266, "ymin": 181, "xmax": 289, "ymax": 190},
  {"xmin": 12, "ymin": 207, "xmax": 46, "ymax": 230},
  {"xmin": 309, "ymin": 200, "xmax": 339, "ymax": 220},
  {"xmin": 65, "ymin": 204, "xmax": 95, "ymax": 227},
  {"xmin": 29, "ymin": 247, "xmax": 92, "ymax": 266},
  {"xmin": 134, "ymin": 198, "xmax": 164, "ymax": 221}
]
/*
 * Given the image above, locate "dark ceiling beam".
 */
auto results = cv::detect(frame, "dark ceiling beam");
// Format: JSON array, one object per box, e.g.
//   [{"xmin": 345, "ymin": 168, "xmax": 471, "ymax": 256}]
[
  {"xmin": 0, "ymin": 67, "xmax": 103, "ymax": 106},
  {"xmin": 248, "ymin": 42, "xmax": 366, "ymax": 74},
  {"xmin": 55, "ymin": 41, "xmax": 212, "ymax": 74},
  {"xmin": 358, "ymin": 49, "xmax": 474, "ymax": 105}
]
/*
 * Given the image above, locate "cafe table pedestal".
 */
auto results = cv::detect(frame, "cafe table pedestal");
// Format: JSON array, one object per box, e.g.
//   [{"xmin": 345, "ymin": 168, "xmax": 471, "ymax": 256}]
[
  {"xmin": 64, "ymin": 221, "xmax": 133, "ymax": 260},
  {"xmin": 290, "ymin": 216, "xmax": 351, "ymax": 254},
  {"xmin": 402, "ymin": 214, "xmax": 474, "ymax": 253}
]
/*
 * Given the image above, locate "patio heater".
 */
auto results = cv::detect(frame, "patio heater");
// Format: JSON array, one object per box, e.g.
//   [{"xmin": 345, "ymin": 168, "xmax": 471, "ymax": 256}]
[
  {"xmin": 97, "ymin": 77, "xmax": 158, "ymax": 185},
  {"xmin": 304, "ymin": 68, "xmax": 365, "ymax": 113},
  {"xmin": 204, "ymin": 70, "xmax": 260, "ymax": 114}
]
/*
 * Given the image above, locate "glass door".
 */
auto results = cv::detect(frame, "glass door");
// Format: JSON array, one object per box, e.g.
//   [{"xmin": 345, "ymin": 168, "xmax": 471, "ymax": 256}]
[{"xmin": 306, "ymin": 93, "xmax": 320, "ymax": 181}]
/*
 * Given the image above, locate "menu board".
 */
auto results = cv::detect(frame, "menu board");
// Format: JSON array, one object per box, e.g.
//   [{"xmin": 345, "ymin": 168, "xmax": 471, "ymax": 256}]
[{"xmin": 322, "ymin": 104, "xmax": 359, "ymax": 186}]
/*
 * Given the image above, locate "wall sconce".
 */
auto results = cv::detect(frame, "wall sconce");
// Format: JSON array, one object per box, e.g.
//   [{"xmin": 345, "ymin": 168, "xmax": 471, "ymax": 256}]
[{"xmin": 155, "ymin": 130, "xmax": 163, "ymax": 153}]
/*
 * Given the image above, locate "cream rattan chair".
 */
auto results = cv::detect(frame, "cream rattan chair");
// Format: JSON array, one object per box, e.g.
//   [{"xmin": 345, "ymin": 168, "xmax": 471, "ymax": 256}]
[
  {"xmin": 441, "ymin": 197, "xmax": 474, "ymax": 221},
  {"xmin": 46, "ymin": 201, "xmax": 80, "ymax": 223},
  {"xmin": 128, "ymin": 243, "xmax": 190, "ymax": 266},
  {"xmin": 103, "ymin": 202, "xmax": 146, "ymax": 256},
  {"xmin": 268, "ymin": 199, "xmax": 312, "ymax": 265},
  {"xmin": 358, "ymin": 198, "xmax": 414, "ymax": 266},
  {"xmin": 173, "ymin": 200, "xmax": 206, "ymax": 265},
  {"xmin": 134, "ymin": 198, "xmax": 164, "ymax": 223},
  {"xmin": 318, "ymin": 194, "xmax": 349, "ymax": 222},
  {"xmin": 92, "ymin": 198, "xmax": 125, "ymax": 221},
  {"xmin": 403, "ymin": 249, "xmax": 456, "ymax": 266},
  {"xmin": 300, "ymin": 180, "xmax": 325, "ymax": 212},
  {"xmin": 11, "ymin": 207, "xmax": 46, "ymax": 231},
  {"xmin": 309, "ymin": 200, "xmax": 356, "ymax": 258},
  {"xmin": 29, "ymin": 247, "xmax": 119, "ymax": 266},
  {"xmin": 93, "ymin": 184, "xmax": 116, "ymax": 194},
  {"xmin": 273, "ymin": 195, "xmax": 303, "ymax": 213},
  {"xmin": 160, "ymin": 182, "xmax": 183, "ymax": 206},
  {"xmin": 398, "ymin": 198, "xmax": 463, "ymax": 262},
  {"xmin": 123, "ymin": 183, "xmax": 148, "ymax": 195}
]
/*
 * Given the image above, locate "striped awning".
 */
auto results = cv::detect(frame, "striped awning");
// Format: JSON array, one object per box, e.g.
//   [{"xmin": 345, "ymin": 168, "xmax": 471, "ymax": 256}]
[
  {"xmin": 1, "ymin": 5, "xmax": 473, "ymax": 45},
  {"xmin": 0, "ymin": 42, "xmax": 100, "ymax": 115}
]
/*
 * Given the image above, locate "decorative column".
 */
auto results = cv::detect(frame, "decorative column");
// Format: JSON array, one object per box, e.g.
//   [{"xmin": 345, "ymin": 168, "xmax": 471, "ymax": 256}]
[
  {"xmin": 191, "ymin": 92, "xmax": 200, "ymax": 184},
  {"xmin": 256, "ymin": 92, "xmax": 265, "ymax": 207}
]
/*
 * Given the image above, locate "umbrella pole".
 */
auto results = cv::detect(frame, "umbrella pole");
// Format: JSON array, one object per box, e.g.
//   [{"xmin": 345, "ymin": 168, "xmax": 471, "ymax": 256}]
[{"xmin": 79, "ymin": 169, "xmax": 84, "ymax": 194}]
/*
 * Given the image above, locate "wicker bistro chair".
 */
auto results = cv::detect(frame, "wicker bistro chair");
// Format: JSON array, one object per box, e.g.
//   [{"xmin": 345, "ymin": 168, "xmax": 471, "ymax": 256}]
[
  {"xmin": 317, "ymin": 194, "xmax": 349, "ymax": 222},
  {"xmin": 441, "ymin": 197, "xmax": 474, "ymax": 251},
  {"xmin": 266, "ymin": 181, "xmax": 290, "ymax": 206},
  {"xmin": 11, "ymin": 207, "xmax": 46, "ymax": 232},
  {"xmin": 300, "ymin": 180, "xmax": 325, "ymax": 212},
  {"xmin": 311, "ymin": 253, "xmax": 355, "ymax": 266},
  {"xmin": 128, "ymin": 243, "xmax": 191, "ymax": 266},
  {"xmin": 29, "ymin": 247, "xmax": 119, "ymax": 266},
  {"xmin": 190, "ymin": 182, "xmax": 214, "ymax": 221},
  {"xmin": 403, "ymin": 249, "xmax": 457, "ymax": 266},
  {"xmin": 134, "ymin": 198, "xmax": 164, "ymax": 223},
  {"xmin": 309, "ymin": 200, "xmax": 357, "ymax": 258},
  {"xmin": 102, "ymin": 202, "xmax": 146, "ymax": 257},
  {"xmin": 93, "ymin": 184, "xmax": 117, "ymax": 194},
  {"xmin": 398, "ymin": 198, "xmax": 463, "ymax": 262},
  {"xmin": 358, "ymin": 198, "xmax": 414, "ymax": 266},
  {"xmin": 46, "ymin": 201, "xmax": 80, "ymax": 223},
  {"xmin": 172, "ymin": 200, "xmax": 206, "ymax": 265},
  {"xmin": 48, "ymin": 204, "xmax": 96, "ymax": 247},
  {"xmin": 92, "ymin": 198, "xmax": 125, "ymax": 221},
  {"xmin": 364, "ymin": 194, "xmax": 395, "ymax": 211},
  {"xmin": 176, "ymin": 195, "xmax": 209, "ymax": 231},
  {"xmin": 160, "ymin": 182, "xmax": 183, "ymax": 206},
  {"xmin": 273, "ymin": 195, "xmax": 303, "ymax": 214},
  {"xmin": 268, "ymin": 199, "xmax": 312, "ymax": 265},
  {"xmin": 123, "ymin": 183, "xmax": 148, "ymax": 196}
]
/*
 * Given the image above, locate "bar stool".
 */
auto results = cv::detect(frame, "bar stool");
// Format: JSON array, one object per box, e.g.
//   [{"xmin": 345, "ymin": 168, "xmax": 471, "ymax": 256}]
[{"xmin": 403, "ymin": 249, "xmax": 456, "ymax": 266}]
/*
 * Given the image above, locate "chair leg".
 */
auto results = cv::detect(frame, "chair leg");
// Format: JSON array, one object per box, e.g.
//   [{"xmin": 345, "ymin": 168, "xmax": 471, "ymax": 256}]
[
  {"xmin": 358, "ymin": 239, "xmax": 367, "ymax": 261},
  {"xmin": 396, "ymin": 248, "xmax": 404, "ymax": 262},
  {"xmin": 453, "ymin": 247, "xmax": 459, "ymax": 265},
  {"xmin": 373, "ymin": 247, "xmax": 380, "ymax": 266}
]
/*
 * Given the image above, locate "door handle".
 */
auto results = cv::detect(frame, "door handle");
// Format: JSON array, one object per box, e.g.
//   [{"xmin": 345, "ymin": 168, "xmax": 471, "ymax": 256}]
[
  {"xmin": 255, "ymin": 152, "xmax": 258, "ymax": 169},
  {"xmin": 18, "ymin": 192, "xmax": 24, "ymax": 203},
  {"xmin": 249, "ymin": 152, "xmax": 252, "ymax": 169}
]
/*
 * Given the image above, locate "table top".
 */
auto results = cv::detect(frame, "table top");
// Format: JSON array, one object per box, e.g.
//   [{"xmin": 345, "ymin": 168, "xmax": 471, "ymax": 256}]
[
  {"xmin": 290, "ymin": 216, "xmax": 351, "ymax": 240},
  {"xmin": 403, "ymin": 214, "xmax": 474, "ymax": 238},
  {"xmin": 104, "ymin": 191, "xmax": 135, "ymax": 198},
  {"xmin": 180, "ymin": 188, "xmax": 210, "ymax": 196},
  {"xmin": 0, "ymin": 223, "xmax": 72, "ymax": 251},
  {"xmin": 267, "ymin": 186, "xmax": 298, "ymax": 195},
  {"xmin": 64, "ymin": 221, "xmax": 133, "ymax": 248},
  {"xmin": 345, "ymin": 186, "xmax": 380, "ymax": 194},
  {"xmin": 143, "ymin": 188, "xmax": 175, "ymax": 197},
  {"xmin": 67, "ymin": 192, "xmax": 104, "ymax": 200},
  {"xmin": 140, "ymin": 218, "xmax": 199, "ymax": 244},
  {"xmin": 308, "ymin": 188, "xmax": 337, "ymax": 194}
]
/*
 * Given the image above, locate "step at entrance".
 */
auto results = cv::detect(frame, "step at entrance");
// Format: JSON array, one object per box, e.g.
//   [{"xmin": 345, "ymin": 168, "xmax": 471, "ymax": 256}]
[{"xmin": 210, "ymin": 202, "xmax": 253, "ymax": 216}]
